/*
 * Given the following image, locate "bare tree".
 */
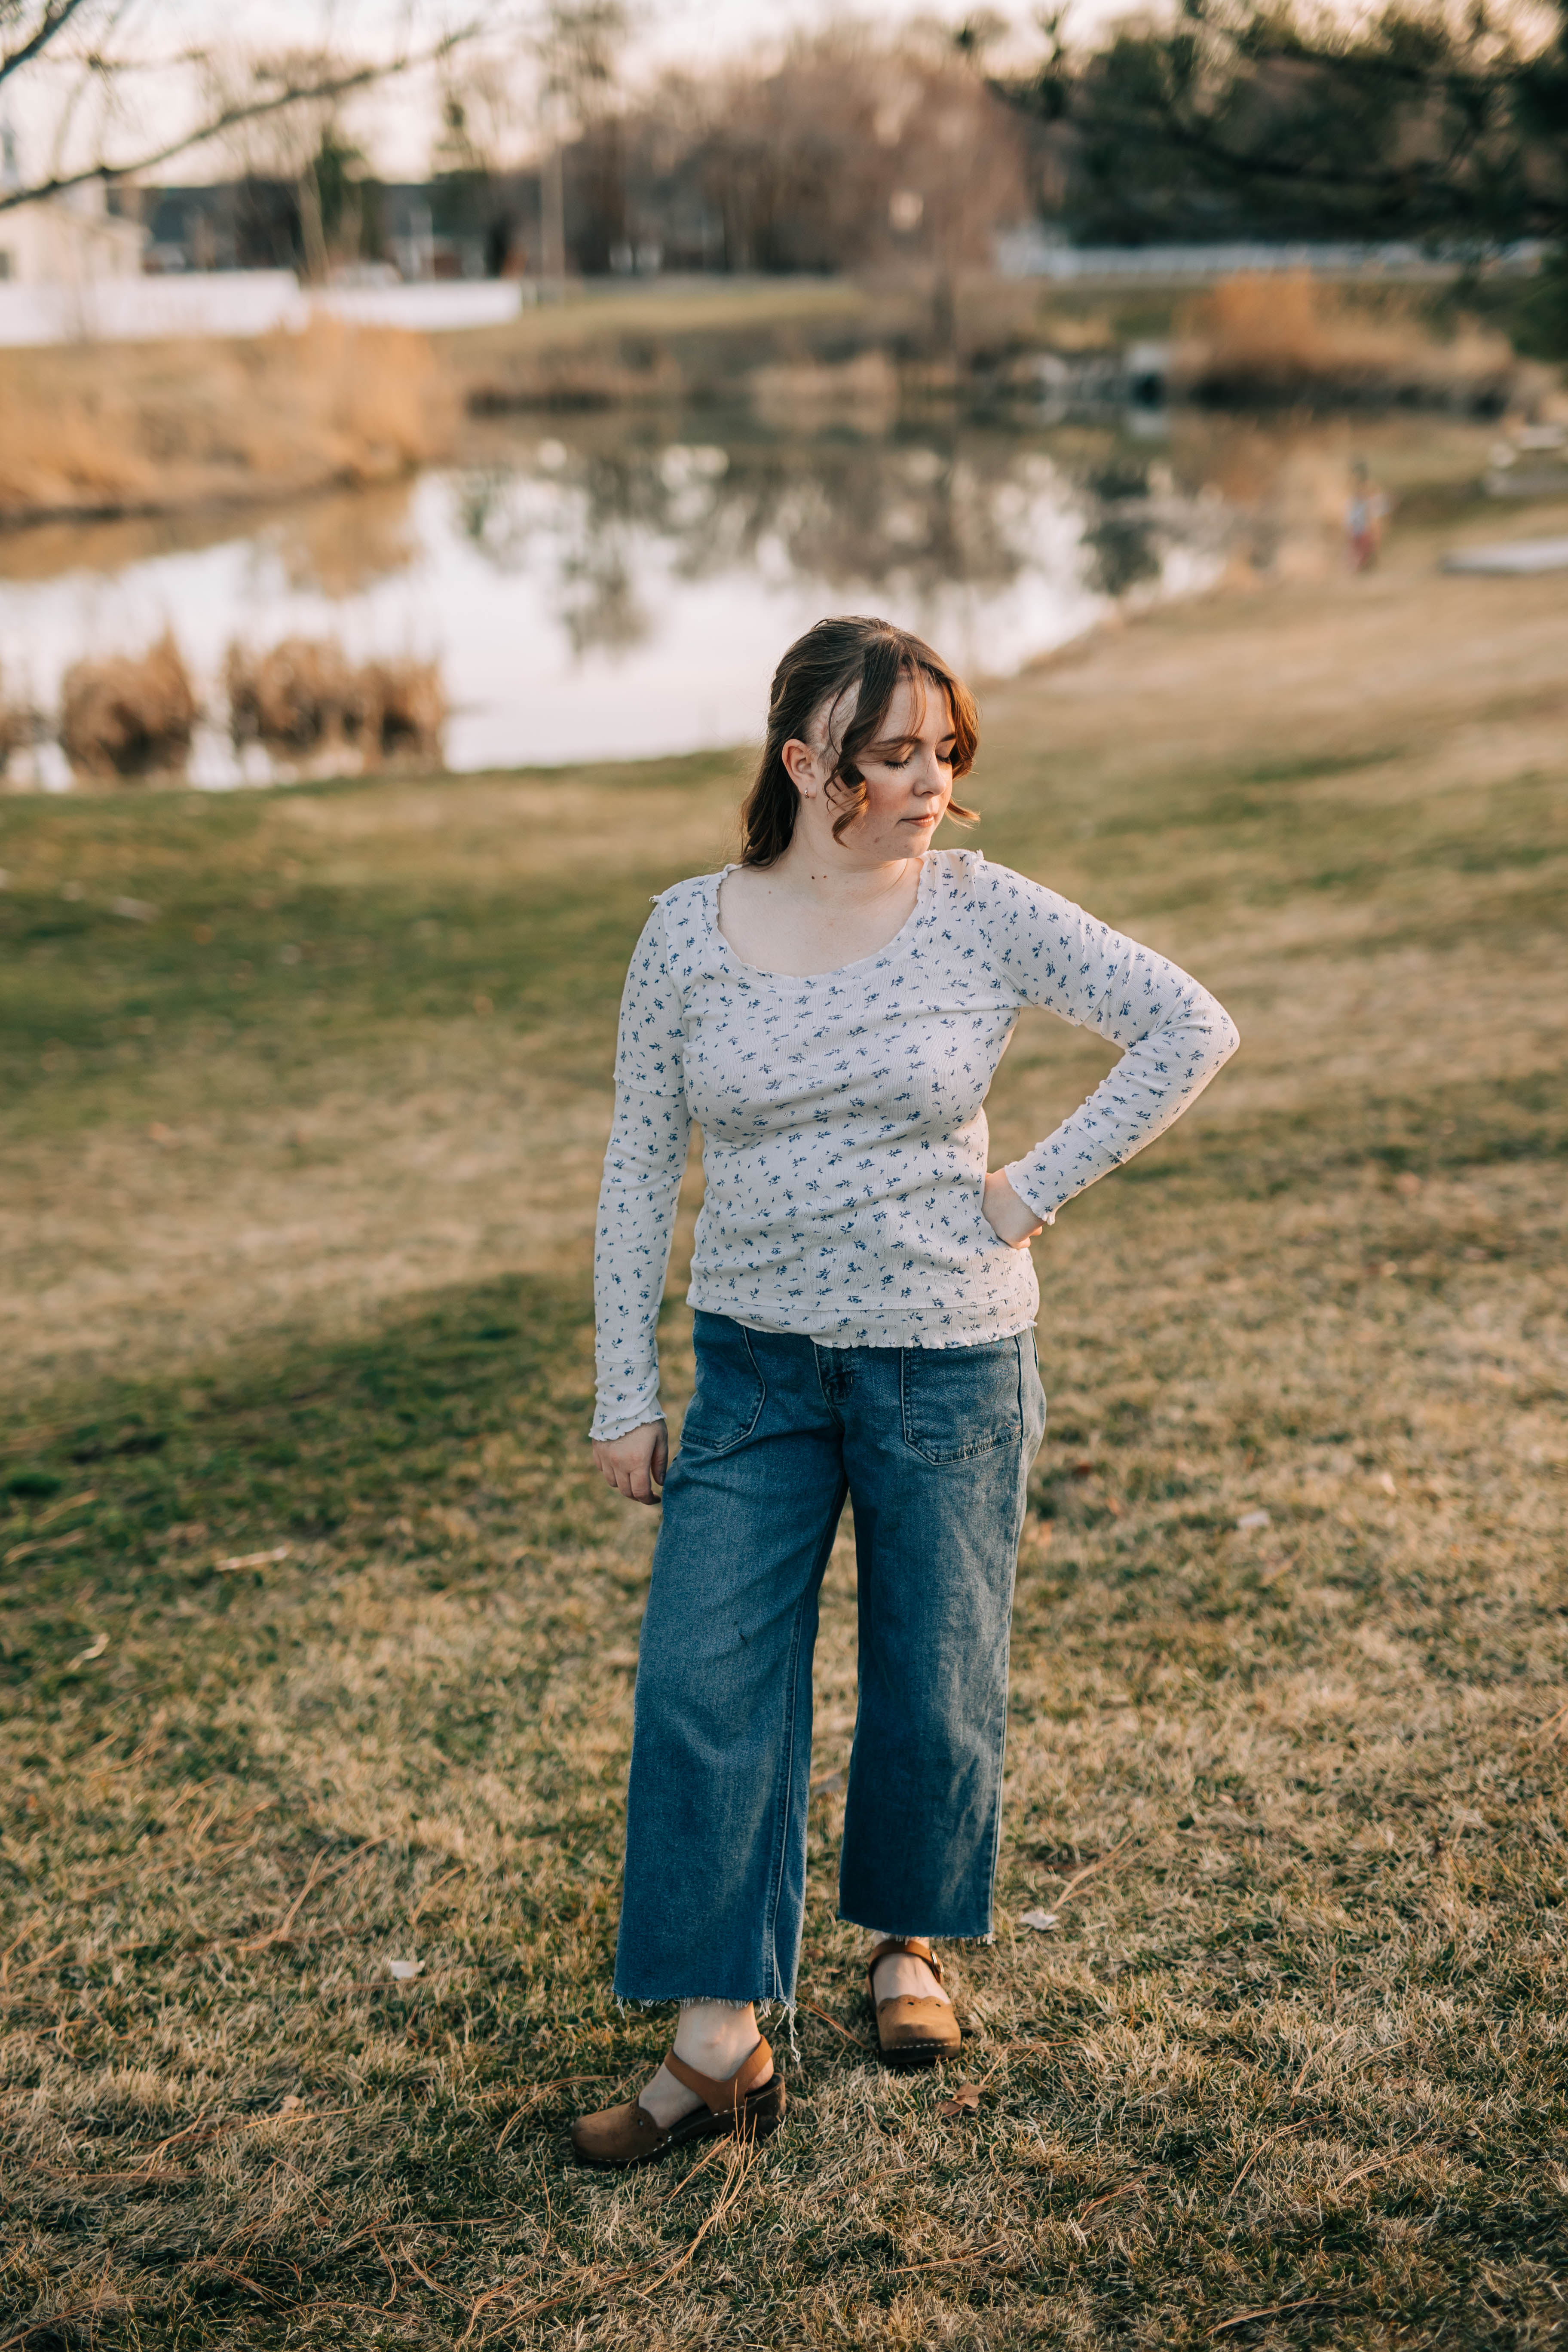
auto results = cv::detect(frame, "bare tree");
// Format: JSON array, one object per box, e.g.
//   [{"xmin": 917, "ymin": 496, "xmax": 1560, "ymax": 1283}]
[
  {"xmin": 0, "ymin": 1, "xmax": 490, "ymax": 217},
  {"xmin": 533, "ymin": 2, "xmax": 628, "ymax": 283},
  {"xmin": 639, "ymin": 27, "xmax": 1027, "ymax": 293}
]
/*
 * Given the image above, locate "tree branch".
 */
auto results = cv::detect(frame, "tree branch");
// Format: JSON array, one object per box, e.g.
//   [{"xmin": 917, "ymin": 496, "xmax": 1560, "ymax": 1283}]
[
  {"xmin": 0, "ymin": 16, "xmax": 486, "ymax": 215},
  {"xmin": 0, "ymin": 0, "xmax": 97, "ymax": 93}
]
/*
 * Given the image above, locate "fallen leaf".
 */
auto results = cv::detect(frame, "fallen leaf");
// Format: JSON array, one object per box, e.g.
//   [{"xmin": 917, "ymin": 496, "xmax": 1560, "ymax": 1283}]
[
  {"xmin": 1376, "ymin": 1471, "xmax": 1396, "ymax": 1495},
  {"xmin": 938, "ymin": 2082, "xmax": 982, "ymax": 2119},
  {"xmin": 217, "ymin": 1545, "xmax": 291, "ymax": 1572},
  {"xmin": 1020, "ymin": 1909, "xmax": 1058, "ymax": 1932},
  {"xmin": 1236, "ymin": 1508, "xmax": 1271, "ymax": 1531},
  {"xmin": 67, "ymin": 1632, "xmax": 109, "ymax": 1669},
  {"xmin": 387, "ymin": 1957, "xmax": 424, "ymax": 1982},
  {"xmin": 276, "ymin": 2093, "xmax": 306, "ymax": 2116}
]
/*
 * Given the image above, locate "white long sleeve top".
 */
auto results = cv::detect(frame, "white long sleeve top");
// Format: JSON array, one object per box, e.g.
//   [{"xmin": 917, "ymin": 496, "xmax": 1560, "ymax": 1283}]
[{"xmin": 591, "ymin": 849, "xmax": 1238, "ymax": 1440}]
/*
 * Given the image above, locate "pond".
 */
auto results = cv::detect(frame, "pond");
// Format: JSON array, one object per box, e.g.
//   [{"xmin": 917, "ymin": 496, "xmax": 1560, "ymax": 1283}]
[{"xmin": 0, "ymin": 407, "xmax": 1436, "ymax": 785}]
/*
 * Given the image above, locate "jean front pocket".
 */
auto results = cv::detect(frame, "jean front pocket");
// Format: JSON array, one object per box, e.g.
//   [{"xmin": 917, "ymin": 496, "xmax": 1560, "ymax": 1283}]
[
  {"xmin": 678, "ymin": 1313, "xmax": 767, "ymax": 1457},
  {"xmin": 900, "ymin": 1336, "xmax": 1024, "ymax": 1465}
]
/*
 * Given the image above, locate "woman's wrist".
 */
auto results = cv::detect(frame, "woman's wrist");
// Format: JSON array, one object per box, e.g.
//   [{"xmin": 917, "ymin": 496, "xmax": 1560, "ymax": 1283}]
[
  {"xmin": 982, "ymin": 1169, "xmax": 1045, "ymax": 1250},
  {"xmin": 591, "ymin": 1411, "xmax": 665, "ymax": 1446}
]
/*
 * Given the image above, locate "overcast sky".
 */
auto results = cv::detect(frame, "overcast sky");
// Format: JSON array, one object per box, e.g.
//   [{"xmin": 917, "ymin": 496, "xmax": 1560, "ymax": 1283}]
[{"xmin": 8, "ymin": 0, "xmax": 1105, "ymax": 185}]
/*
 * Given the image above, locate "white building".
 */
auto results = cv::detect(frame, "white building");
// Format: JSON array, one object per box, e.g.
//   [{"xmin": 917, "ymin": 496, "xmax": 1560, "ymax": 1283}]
[{"xmin": 0, "ymin": 113, "xmax": 144, "ymax": 286}]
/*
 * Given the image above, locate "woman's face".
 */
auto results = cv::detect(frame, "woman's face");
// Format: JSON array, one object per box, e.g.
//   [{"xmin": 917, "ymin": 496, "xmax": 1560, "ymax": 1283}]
[{"xmin": 809, "ymin": 672, "xmax": 958, "ymax": 861}]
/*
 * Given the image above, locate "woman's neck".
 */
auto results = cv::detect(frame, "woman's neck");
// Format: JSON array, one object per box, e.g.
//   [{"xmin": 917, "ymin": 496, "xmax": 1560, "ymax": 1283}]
[
  {"xmin": 764, "ymin": 830, "xmax": 922, "ymax": 906},
  {"xmin": 718, "ymin": 839, "xmax": 925, "ymax": 978}
]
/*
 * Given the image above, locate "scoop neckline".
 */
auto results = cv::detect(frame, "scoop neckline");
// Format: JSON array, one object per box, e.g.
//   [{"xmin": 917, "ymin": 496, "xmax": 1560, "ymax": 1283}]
[{"xmin": 707, "ymin": 854, "xmax": 936, "ymax": 982}]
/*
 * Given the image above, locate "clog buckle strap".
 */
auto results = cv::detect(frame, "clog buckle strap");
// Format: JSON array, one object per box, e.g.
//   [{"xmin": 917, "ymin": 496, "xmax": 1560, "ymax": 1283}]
[
  {"xmin": 664, "ymin": 2034, "xmax": 775, "ymax": 2114},
  {"xmin": 866, "ymin": 1935, "xmax": 945, "ymax": 1989}
]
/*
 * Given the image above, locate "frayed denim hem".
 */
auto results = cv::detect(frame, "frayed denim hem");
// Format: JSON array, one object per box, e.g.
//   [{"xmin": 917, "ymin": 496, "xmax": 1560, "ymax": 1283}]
[
  {"xmin": 615, "ymin": 1994, "xmax": 772, "ymax": 2010},
  {"xmin": 615, "ymin": 1993, "xmax": 797, "ymax": 2015},
  {"xmin": 844, "ymin": 1918, "xmax": 997, "ymax": 1946}
]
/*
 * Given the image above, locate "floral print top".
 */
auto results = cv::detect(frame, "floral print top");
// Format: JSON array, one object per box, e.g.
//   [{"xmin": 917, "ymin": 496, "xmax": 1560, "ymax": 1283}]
[{"xmin": 591, "ymin": 849, "xmax": 1238, "ymax": 1439}]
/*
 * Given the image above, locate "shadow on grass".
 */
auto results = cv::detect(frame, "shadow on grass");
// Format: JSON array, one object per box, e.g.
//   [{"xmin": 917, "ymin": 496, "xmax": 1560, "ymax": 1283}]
[{"xmin": 2, "ymin": 1271, "xmax": 598, "ymax": 1705}]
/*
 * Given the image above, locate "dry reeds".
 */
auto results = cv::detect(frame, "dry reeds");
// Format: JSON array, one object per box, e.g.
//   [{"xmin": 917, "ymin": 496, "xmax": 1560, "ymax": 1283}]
[
  {"xmin": 360, "ymin": 655, "xmax": 447, "ymax": 764},
  {"xmin": 0, "ymin": 317, "xmax": 457, "ymax": 529},
  {"xmin": 225, "ymin": 635, "xmax": 445, "ymax": 770},
  {"xmin": 0, "ymin": 663, "xmax": 31, "ymax": 777},
  {"xmin": 225, "ymin": 635, "xmax": 365, "ymax": 760},
  {"xmin": 1173, "ymin": 273, "xmax": 1520, "ymax": 412},
  {"xmin": 240, "ymin": 314, "xmax": 458, "ymax": 492},
  {"xmin": 59, "ymin": 630, "xmax": 197, "ymax": 782}
]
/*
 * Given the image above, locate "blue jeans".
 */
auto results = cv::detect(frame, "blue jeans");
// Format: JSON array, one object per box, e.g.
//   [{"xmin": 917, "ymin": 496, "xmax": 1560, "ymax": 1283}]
[{"xmin": 613, "ymin": 1311, "xmax": 1047, "ymax": 2007}]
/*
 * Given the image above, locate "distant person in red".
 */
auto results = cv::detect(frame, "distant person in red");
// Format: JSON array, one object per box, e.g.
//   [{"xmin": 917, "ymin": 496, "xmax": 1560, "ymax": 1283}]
[{"xmin": 1346, "ymin": 460, "xmax": 1390, "ymax": 571}]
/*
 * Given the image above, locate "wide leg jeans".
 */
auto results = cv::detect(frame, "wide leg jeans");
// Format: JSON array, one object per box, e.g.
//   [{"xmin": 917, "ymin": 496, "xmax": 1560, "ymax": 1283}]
[{"xmin": 613, "ymin": 1310, "xmax": 1047, "ymax": 2007}]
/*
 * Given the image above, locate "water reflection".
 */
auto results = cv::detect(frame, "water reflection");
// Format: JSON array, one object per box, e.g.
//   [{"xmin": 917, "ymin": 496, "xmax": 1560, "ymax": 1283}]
[
  {"xmin": 270, "ymin": 484, "xmax": 420, "ymax": 601},
  {"xmin": 0, "ymin": 418, "xmax": 1228, "ymax": 784}
]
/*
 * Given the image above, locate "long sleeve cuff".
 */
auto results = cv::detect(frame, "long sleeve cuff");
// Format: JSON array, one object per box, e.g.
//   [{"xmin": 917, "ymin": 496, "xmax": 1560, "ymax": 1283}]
[{"xmin": 1001, "ymin": 1164, "xmax": 1060, "ymax": 1225}]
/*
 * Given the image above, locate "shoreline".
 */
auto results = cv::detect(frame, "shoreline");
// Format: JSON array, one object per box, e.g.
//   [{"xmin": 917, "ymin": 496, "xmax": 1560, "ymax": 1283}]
[
  {"xmin": 4, "ymin": 466, "xmax": 1565, "ymax": 800},
  {"xmin": 1, "ymin": 272, "xmax": 1556, "ymax": 538}
]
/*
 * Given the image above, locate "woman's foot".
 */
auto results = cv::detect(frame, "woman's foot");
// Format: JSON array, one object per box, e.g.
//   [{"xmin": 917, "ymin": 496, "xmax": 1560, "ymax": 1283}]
[
  {"xmin": 571, "ymin": 2010, "xmax": 783, "ymax": 2168},
  {"xmin": 870, "ymin": 1948, "xmax": 952, "ymax": 2009},
  {"xmin": 866, "ymin": 1936, "xmax": 962, "ymax": 2067},
  {"xmin": 637, "ymin": 2000, "xmax": 772, "ymax": 2130}
]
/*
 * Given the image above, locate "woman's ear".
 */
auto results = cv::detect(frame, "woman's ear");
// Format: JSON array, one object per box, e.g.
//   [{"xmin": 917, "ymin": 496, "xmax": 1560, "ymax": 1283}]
[{"xmin": 781, "ymin": 737, "xmax": 821, "ymax": 799}]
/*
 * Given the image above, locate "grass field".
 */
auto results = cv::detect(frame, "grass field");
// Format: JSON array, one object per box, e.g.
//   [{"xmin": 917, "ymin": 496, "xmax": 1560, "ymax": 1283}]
[{"xmin": 3, "ymin": 514, "xmax": 1566, "ymax": 2348}]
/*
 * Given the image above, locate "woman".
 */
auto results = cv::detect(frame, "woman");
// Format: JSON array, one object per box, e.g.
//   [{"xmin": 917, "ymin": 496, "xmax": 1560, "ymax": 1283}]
[{"xmin": 573, "ymin": 616, "xmax": 1238, "ymax": 2168}]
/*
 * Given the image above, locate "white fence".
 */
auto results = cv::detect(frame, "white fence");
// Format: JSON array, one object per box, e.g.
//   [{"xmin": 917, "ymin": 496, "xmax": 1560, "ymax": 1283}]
[
  {"xmin": 2, "ymin": 244, "xmax": 1545, "ymax": 346},
  {"xmin": 995, "ymin": 232, "xmax": 1547, "ymax": 282},
  {"xmin": 0, "ymin": 272, "xmax": 530, "ymax": 348},
  {"xmin": 312, "ymin": 281, "xmax": 530, "ymax": 333}
]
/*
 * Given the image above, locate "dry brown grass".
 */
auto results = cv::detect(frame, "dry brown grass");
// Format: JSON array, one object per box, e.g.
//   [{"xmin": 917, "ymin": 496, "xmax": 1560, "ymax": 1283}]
[
  {"xmin": 0, "ymin": 659, "xmax": 31, "ymax": 776},
  {"xmin": 0, "ymin": 316, "xmax": 457, "ymax": 527},
  {"xmin": 0, "ymin": 504, "xmax": 1565, "ymax": 2346},
  {"xmin": 1173, "ymin": 274, "xmax": 1524, "ymax": 413},
  {"xmin": 58, "ymin": 629, "xmax": 198, "ymax": 783},
  {"xmin": 226, "ymin": 637, "xmax": 446, "ymax": 773}
]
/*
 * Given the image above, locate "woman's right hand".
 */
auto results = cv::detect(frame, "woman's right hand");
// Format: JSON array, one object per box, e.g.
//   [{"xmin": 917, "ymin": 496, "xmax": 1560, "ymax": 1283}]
[
  {"xmin": 981, "ymin": 1168, "xmax": 1045, "ymax": 1250},
  {"xmin": 592, "ymin": 1419, "xmax": 668, "ymax": 1506}
]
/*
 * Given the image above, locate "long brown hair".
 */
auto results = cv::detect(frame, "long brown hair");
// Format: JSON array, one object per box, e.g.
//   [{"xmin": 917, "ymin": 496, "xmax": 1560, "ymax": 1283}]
[{"xmin": 738, "ymin": 616, "xmax": 979, "ymax": 867}]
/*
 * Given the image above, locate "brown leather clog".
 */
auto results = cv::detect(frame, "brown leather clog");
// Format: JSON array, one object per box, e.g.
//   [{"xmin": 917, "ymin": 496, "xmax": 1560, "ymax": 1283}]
[
  {"xmin": 571, "ymin": 2035, "xmax": 784, "ymax": 2169},
  {"xmin": 866, "ymin": 1937, "xmax": 962, "ymax": 2068}
]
